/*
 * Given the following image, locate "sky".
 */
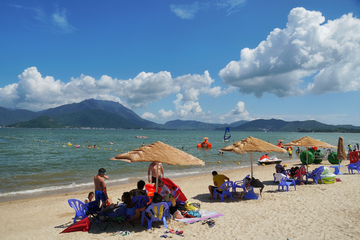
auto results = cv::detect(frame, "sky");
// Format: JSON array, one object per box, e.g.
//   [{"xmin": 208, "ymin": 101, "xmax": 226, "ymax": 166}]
[{"xmin": 1, "ymin": 0, "xmax": 360, "ymax": 126}]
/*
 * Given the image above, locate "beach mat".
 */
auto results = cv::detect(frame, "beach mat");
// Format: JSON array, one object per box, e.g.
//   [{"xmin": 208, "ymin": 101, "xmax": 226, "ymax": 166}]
[{"xmin": 174, "ymin": 209, "xmax": 223, "ymax": 224}]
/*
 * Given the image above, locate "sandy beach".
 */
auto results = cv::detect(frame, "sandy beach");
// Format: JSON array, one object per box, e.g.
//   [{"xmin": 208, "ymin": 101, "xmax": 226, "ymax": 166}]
[{"xmin": 1, "ymin": 160, "xmax": 359, "ymax": 240}]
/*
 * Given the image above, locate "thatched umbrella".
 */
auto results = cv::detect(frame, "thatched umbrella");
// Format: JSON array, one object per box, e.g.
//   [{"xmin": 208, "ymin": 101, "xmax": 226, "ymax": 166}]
[
  {"xmin": 283, "ymin": 136, "xmax": 337, "ymax": 172},
  {"xmin": 221, "ymin": 136, "xmax": 287, "ymax": 178},
  {"xmin": 282, "ymin": 136, "xmax": 337, "ymax": 149},
  {"xmin": 110, "ymin": 141, "xmax": 205, "ymax": 189}
]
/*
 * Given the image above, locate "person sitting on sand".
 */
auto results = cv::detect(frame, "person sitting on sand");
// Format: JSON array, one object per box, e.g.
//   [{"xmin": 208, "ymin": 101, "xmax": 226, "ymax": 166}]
[
  {"xmin": 94, "ymin": 168, "xmax": 109, "ymax": 207},
  {"xmin": 84, "ymin": 191, "xmax": 94, "ymax": 203},
  {"xmin": 208, "ymin": 171, "xmax": 230, "ymax": 196},
  {"xmin": 130, "ymin": 180, "xmax": 147, "ymax": 197},
  {"xmin": 101, "ymin": 192, "xmax": 137, "ymax": 222},
  {"xmin": 148, "ymin": 162, "xmax": 165, "ymax": 183},
  {"xmin": 158, "ymin": 179, "xmax": 170, "ymax": 200}
]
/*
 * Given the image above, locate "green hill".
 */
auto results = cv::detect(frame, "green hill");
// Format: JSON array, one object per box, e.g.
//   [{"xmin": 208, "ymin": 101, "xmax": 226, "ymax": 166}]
[
  {"xmin": 7, "ymin": 116, "xmax": 63, "ymax": 128},
  {"xmin": 53, "ymin": 109, "xmax": 141, "ymax": 129}
]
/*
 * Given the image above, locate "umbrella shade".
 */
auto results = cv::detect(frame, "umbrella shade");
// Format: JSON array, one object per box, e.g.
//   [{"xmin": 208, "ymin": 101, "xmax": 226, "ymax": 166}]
[
  {"xmin": 221, "ymin": 136, "xmax": 287, "ymax": 154},
  {"xmin": 282, "ymin": 136, "xmax": 337, "ymax": 149},
  {"xmin": 337, "ymin": 137, "xmax": 347, "ymax": 160},
  {"xmin": 221, "ymin": 136, "xmax": 286, "ymax": 178},
  {"xmin": 61, "ymin": 217, "xmax": 90, "ymax": 233},
  {"xmin": 110, "ymin": 141, "xmax": 205, "ymax": 166}
]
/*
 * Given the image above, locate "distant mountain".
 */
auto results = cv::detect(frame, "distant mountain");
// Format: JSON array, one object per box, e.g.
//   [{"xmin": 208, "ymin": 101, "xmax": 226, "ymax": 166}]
[
  {"xmin": 232, "ymin": 118, "xmax": 360, "ymax": 132},
  {"xmin": 229, "ymin": 120, "xmax": 249, "ymax": 127},
  {"xmin": 39, "ymin": 99, "xmax": 161, "ymax": 128},
  {"xmin": 52, "ymin": 109, "xmax": 140, "ymax": 129},
  {"xmin": 7, "ymin": 116, "xmax": 63, "ymax": 128},
  {"xmin": 163, "ymin": 120, "xmax": 228, "ymax": 130},
  {"xmin": 233, "ymin": 119, "xmax": 288, "ymax": 131},
  {"xmin": 0, "ymin": 107, "xmax": 40, "ymax": 126}
]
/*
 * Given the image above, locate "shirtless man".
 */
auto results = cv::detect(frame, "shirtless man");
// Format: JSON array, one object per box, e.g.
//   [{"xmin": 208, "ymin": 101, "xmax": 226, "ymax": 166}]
[
  {"xmin": 148, "ymin": 162, "xmax": 164, "ymax": 183},
  {"xmin": 94, "ymin": 168, "xmax": 109, "ymax": 206}
]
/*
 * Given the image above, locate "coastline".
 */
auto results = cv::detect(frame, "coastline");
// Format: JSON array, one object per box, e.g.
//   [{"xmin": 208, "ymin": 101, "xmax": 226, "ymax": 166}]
[{"xmin": 1, "ymin": 158, "xmax": 359, "ymax": 240}]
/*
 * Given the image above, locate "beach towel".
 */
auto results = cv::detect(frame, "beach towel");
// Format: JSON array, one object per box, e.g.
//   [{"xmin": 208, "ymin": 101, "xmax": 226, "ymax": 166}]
[
  {"xmin": 161, "ymin": 178, "xmax": 187, "ymax": 202},
  {"xmin": 174, "ymin": 209, "xmax": 223, "ymax": 224}
]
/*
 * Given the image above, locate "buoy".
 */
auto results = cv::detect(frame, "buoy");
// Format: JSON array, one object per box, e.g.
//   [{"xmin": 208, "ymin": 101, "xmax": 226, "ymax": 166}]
[
  {"xmin": 237, "ymin": 162, "xmax": 240, "ymax": 165},
  {"xmin": 104, "ymin": 148, "xmax": 106, "ymax": 150},
  {"xmin": 109, "ymin": 149, "xmax": 112, "ymax": 151},
  {"xmin": 218, "ymin": 161, "xmax": 221, "ymax": 163},
  {"xmin": 115, "ymin": 149, "xmax": 117, "ymax": 151},
  {"xmin": 121, "ymin": 150, "xmax": 123, "ymax": 152}
]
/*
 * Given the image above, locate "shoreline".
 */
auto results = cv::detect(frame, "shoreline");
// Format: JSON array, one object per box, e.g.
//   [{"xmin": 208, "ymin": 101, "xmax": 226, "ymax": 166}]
[{"xmin": 0, "ymin": 156, "xmax": 300, "ymax": 203}]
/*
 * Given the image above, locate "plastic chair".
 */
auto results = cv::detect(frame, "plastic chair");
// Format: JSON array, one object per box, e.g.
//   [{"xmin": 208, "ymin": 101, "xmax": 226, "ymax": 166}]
[
  {"xmin": 68, "ymin": 199, "xmax": 87, "ymax": 225},
  {"xmin": 305, "ymin": 166, "xmax": 324, "ymax": 184},
  {"xmin": 132, "ymin": 195, "xmax": 149, "ymax": 209},
  {"xmin": 278, "ymin": 175, "xmax": 296, "ymax": 192},
  {"xmin": 141, "ymin": 202, "xmax": 170, "ymax": 229},
  {"xmin": 232, "ymin": 175, "xmax": 250, "ymax": 193},
  {"xmin": 348, "ymin": 160, "xmax": 360, "ymax": 174},
  {"xmin": 274, "ymin": 169, "xmax": 290, "ymax": 182},
  {"xmin": 213, "ymin": 181, "xmax": 233, "ymax": 202}
]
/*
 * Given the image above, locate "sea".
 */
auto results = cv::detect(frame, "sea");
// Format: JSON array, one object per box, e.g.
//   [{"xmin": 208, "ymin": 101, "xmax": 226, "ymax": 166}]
[{"xmin": 0, "ymin": 128, "xmax": 358, "ymax": 202}]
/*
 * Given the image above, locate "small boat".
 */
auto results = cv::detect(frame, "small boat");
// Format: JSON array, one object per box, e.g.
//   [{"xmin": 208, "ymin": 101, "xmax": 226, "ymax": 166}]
[
  {"xmin": 109, "ymin": 142, "xmax": 113, "ymax": 145},
  {"xmin": 223, "ymin": 127, "xmax": 231, "ymax": 142},
  {"xmin": 257, "ymin": 154, "xmax": 282, "ymax": 165},
  {"xmin": 67, "ymin": 142, "xmax": 72, "ymax": 146},
  {"xmin": 75, "ymin": 145, "xmax": 80, "ymax": 148}
]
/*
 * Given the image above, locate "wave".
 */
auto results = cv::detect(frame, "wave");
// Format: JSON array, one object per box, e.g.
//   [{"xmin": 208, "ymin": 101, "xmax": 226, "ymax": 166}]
[{"xmin": 0, "ymin": 177, "xmax": 130, "ymax": 197}]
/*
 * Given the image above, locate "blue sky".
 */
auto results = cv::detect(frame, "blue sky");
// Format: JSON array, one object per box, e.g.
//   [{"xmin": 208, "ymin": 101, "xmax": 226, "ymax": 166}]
[{"xmin": 1, "ymin": 0, "xmax": 360, "ymax": 126}]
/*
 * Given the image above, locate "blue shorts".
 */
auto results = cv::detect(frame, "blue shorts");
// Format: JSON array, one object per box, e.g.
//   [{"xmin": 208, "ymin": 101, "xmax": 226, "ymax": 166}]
[{"xmin": 95, "ymin": 190, "xmax": 107, "ymax": 203}]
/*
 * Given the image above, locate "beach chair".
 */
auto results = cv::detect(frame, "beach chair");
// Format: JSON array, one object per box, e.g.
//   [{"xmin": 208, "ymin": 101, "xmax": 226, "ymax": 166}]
[
  {"xmin": 273, "ymin": 169, "xmax": 290, "ymax": 182},
  {"xmin": 213, "ymin": 181, "xmax": 233, "ymax": 202},
  {"xmin": 278, "ymin": 175, "xmax": 296, "ymax": 192},
  {"xmin": 141, "ymin": 202, "xmax": 170, "ymax": 229},
  {"xmin": 68, "ymin": 199, "xmax": 87, "ymax": 225},
  {"xmin": 232, "ymin": 175, "xmax": 250, "ymax": 193},
  {"xmin": 348, "ymin": 160, "xmax": 360, "ymax": 174},
  {"xmin": 305, "ymin": 166, "xmax": 324, "ymax": 184}
]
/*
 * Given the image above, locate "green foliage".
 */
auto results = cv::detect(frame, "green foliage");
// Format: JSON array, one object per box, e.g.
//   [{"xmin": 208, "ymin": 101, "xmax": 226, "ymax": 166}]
[{"xmin": 7, "ymin": 116, "xmax": 63, "ymax": 128}]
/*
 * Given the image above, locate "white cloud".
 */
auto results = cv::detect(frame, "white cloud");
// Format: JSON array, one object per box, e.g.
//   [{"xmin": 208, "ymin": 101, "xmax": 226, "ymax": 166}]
[
  {"xmin": 158, "ymin": 109, "xmax": 175, "ymax": 118},
  {"xmin": 141, "ymin": 112, "xmax": 157, "ymax": 119},
  {"xmin": 52, "ymin": 7, "xmax": 76, "ymax": 33},
  {"xmin": 170, "ymin": 0, "xmax": 246, "ymax": 19},
  {"xmin": 170, "ymin": 2, "xmax": 201, "ymax": 20},
  {"xmin": 219, "ymin": 7, "xmax": 360, "ymax": 97},
  {"xmin": 0, "ymin": 67, "xmax": 231, "ymax": 113}
]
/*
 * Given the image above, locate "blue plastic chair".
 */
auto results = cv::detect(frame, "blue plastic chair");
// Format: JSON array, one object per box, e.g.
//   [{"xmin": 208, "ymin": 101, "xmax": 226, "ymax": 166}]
[
  {"xmin": 132, "ymin": 195, "xmax": 149, "ymax": 209},
  {"xmin": 141, "ymin": 202, "xmax": 170, "ymax": 229},
  {"xmin": 305, "ymin": 166, "xmax": 324, "ymax": 184},
  {"xmin": 68, "ymin": 199, "xmax": 87, "ymax": 224},
  {"xmin": 348, "ymin": 161, "xmax": 360, "ymax": 174},
  {"xmin": 213, "ymin": 181, "xmax": 233, "ymax": 201},
  {"xmin": 232, "ymin": 175, "xmax": 250, "ymax": 193},
  {"xmin": 278, "ymin": 175, "xmax": 296, "ymax": 192}
]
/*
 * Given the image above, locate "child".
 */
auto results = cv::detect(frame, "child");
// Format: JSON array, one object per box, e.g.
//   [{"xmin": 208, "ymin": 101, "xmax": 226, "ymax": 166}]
[{"xmin": 158, "ymin": 179, "xmax": 170, "ymax": 201}]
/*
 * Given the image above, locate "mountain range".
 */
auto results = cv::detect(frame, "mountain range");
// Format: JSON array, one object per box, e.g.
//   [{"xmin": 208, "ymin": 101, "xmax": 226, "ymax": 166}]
[{"xmin": 2, "ymin": 99, "xmax": 360, "ymax": 132}]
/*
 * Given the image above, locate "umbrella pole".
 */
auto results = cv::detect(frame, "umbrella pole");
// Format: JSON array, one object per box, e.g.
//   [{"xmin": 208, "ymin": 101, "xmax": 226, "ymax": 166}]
[
  {"xmin": 156, "ymin": 162, "xmax": 159, "ymax": 193},
  {"xmin": 306, "ymin": 147, "xmax": 309, "ymax": 173},
  {"xmin": 250, "ymin": 152, "xmax": 253, "ymax": 178}
]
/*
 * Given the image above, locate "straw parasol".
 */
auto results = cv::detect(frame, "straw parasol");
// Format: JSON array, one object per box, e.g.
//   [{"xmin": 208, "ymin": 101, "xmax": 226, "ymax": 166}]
[
  {"xmin": 110, "ymin": 141, "xmax": 205, "ymax": 189},
  {"xmin": 337, "ymin": 137, "xmax": 347, "ymax": 161},
  {"xmin": 283, "ymin": 136, "xmax": 337, "ymax": 172},
  {"xmin": 221, "ymin": 136, "xmax": 287, "ymax": 178},
  {"xmin": 282, "ymin": 136, "xmax": 337, "ymax": 149}
]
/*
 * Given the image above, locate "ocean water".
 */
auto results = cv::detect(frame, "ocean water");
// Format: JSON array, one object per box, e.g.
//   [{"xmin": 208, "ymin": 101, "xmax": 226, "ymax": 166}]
[{"xmin": 0, "ymin": 128, "xmax": 358, "ymax": 201}]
